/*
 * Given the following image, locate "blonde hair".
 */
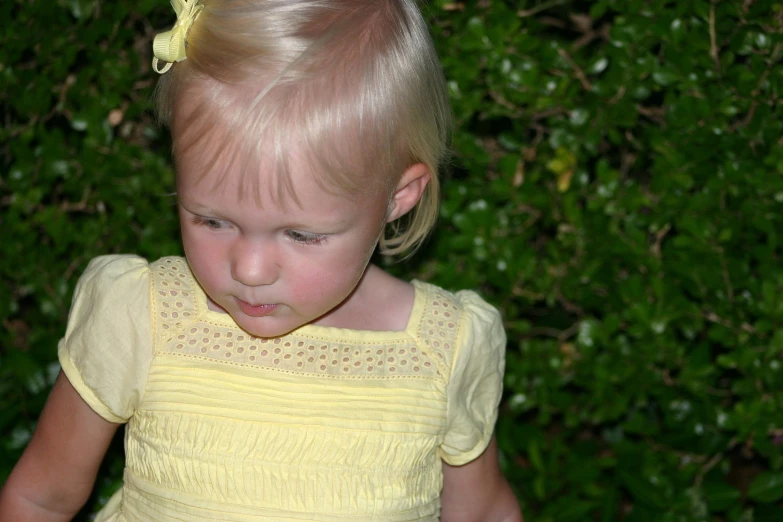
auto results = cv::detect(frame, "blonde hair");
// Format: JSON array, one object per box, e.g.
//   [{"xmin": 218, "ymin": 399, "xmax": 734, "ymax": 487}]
[{"xmin": 154, "ymin": 0, "xmax": 451, "ymax": 256}]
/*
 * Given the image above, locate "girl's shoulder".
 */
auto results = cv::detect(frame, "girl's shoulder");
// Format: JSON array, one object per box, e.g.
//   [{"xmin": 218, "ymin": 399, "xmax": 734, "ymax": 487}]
[
  {"xmin": 71, "ymin": 255, "xmax": 198, "ymax": 325},
  {"xmin": 71, "ymin": 255, "xmax": 152, "ymax": 306},
  {"xmin": 60, "ymin": 254, "xmax": 157, "ymax": 422},
  {"xmin": 410, "ymin": 279, "xmax": 504, "ymax": 338},
  {"xmin": 79, "ymin": 253, "xmax": 150, "ymax": 278},
  {"xmin": 74, "ymin": 255, "xmax": 190, "ymax": 298}
]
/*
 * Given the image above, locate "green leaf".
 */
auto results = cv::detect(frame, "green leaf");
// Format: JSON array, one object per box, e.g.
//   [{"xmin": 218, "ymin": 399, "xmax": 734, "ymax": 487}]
[
  {"xmin": 618, "ymin": 471, "xmax": 669, "ymax": 509},
  {"xmin": 703, "ymin": 480, "xmax": 741, "ymax": 512},
  {"xmin": 748, "ymin": 472, "xmax": 783, "ymax": 503}
]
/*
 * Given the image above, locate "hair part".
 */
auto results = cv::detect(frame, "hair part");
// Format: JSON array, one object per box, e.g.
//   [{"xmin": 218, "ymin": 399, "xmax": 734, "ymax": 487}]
[{"xmin": 155, "ymin": 0, "xmax": 452, "ymax": 257}]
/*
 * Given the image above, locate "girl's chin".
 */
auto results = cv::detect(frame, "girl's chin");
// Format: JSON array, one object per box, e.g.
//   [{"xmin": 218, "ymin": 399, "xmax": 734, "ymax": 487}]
[{"xmin": 207, "ymin": 298, "xmax": 292, "ymax": 337}]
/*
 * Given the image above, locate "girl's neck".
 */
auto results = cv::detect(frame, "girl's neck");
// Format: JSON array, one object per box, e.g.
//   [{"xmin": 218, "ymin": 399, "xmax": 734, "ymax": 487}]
[{"xmin": 312, "ymin": 264, "xmax": 415, "ymax": 332}]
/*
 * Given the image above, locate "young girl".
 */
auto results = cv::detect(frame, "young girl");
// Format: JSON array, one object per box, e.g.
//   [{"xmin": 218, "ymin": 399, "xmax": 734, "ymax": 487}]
[{"xmin": 0, "ymin": 1, "xmax": 522, "ymax": 520}]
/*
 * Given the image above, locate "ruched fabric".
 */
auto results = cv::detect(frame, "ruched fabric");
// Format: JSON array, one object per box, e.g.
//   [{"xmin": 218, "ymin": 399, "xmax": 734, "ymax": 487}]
[{"xmin": 59, "ymin": 256, "xmax": 506, "ymax": 521}]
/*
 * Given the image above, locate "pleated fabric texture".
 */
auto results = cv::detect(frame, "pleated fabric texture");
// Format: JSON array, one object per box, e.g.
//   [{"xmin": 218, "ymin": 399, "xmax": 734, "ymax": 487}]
[{"xmin": 59, "ymin": 256, "xmax": 505, "ymax": 522}]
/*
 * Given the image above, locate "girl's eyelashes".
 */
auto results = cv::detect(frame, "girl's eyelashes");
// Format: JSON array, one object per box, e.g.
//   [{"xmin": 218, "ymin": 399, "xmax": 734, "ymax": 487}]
[
  {"xmin": 191, "ymin": 216, "xmax": 227, "ymax": 230},
  {"xmin": 190, "ymin": 215, "xmax": 326, "ymax": 245},
  {"xmin": 287, "ymin": 230, "xmax": 328, "ymax": 245}
]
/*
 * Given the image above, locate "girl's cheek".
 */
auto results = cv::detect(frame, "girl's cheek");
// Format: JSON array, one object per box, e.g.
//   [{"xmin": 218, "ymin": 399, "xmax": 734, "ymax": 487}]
[{"xmin": 290, "ymin": 261, "xmax": 337, "ymax": 294}]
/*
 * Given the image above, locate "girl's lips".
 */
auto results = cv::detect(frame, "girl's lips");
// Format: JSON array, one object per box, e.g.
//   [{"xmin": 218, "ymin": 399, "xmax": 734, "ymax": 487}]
[{"xmin": 236, "ymin": 298, "xmax": 278, "ymax": 317}]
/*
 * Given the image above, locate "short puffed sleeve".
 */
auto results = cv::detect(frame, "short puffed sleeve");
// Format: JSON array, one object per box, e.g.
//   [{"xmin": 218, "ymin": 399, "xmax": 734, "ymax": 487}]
[
  {"xmin": 439, "ymin": 291, "xmax": 506, "ymax": 466},
  {"xmin": 58, "ymin": 255, "xmax": 152, "ymax": 423}
]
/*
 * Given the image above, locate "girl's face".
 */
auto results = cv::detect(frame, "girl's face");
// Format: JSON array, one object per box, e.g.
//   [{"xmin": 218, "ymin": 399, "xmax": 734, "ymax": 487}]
[{"xmin": 176, "ymin": 148, "xmax": 390, "ymax": 339}]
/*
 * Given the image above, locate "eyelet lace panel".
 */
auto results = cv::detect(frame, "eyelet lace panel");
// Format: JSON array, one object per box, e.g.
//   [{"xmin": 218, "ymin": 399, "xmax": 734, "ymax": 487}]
[{"xmin": 150, "ymin": 258, "xmax": 463, "ymax": 381}]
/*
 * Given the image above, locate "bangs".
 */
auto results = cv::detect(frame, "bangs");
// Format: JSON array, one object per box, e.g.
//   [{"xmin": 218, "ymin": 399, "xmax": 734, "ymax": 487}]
[{"xmin": 169, "ymin": 73, "xmax": 410, "ymax": 206}]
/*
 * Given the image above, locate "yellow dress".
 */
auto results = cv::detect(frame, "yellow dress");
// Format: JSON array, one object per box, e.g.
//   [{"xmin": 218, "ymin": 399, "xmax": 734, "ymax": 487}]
[{"xmin": 58, "ymin": 256, "xmax": 506, "ymax": 522}]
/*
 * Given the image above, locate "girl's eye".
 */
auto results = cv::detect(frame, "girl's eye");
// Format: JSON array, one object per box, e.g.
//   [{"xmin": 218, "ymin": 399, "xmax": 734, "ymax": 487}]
[
  {"xmin": 192, "ymin": 216, "xmax": 226, "ymax": 230},
  {"xmin": 287, "ymin": 230, "xmax": 327, "ymax": 245}
]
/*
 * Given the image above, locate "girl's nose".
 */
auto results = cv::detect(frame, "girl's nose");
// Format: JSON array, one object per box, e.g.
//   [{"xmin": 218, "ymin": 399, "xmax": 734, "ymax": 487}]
[{"xmin": 231, "ymin": 237, "xmax": 279, "ymax": 287}]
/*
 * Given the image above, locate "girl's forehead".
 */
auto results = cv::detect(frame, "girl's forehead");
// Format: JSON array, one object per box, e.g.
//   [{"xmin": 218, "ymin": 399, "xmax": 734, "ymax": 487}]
[{"xmin": 175, "ymin": 128, "xmax": 388, "ymax": 213}]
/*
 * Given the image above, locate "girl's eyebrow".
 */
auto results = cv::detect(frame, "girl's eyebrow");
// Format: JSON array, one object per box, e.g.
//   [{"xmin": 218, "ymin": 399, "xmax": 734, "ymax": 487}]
[
  {"xmin": 177, "ymin": 199, "xmax": 223, "ymax": 216},
  {"xmin": 288, "ymin": 218, "xmax": 352, "ymax": 232}
]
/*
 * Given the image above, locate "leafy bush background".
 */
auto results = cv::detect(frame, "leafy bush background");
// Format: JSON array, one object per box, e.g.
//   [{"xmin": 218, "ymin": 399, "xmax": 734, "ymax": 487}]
[{"xmin": 2, "ymin": 0, "xmax": 783, "ymax": 520}]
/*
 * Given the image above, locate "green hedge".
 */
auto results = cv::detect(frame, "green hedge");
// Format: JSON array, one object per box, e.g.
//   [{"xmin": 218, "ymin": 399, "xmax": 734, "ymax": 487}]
[{"xmin": 2, "ymin": 0, "xmax": 782, "ymax": 520}]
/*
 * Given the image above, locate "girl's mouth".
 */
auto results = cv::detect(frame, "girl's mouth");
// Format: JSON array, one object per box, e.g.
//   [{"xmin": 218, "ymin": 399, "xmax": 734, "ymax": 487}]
[{"xmin": 235, "ymin": 298, "xmax": 278, "ymax": 317}]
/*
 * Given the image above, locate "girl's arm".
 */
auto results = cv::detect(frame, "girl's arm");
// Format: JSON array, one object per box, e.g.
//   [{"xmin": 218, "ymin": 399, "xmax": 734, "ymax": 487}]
[
  {"xmin": 441, "ymin": 436, "xmax": 523, "ymax": 522},
  {"xmin": 0, "ymin": 371, "xmax": 120, "ymax": 522}
]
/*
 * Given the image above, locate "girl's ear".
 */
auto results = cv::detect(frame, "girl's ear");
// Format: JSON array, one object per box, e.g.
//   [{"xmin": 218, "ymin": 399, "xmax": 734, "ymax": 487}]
[{"xmin": 386, "ymin": 163, "xmax": 431, "ymax": 223}]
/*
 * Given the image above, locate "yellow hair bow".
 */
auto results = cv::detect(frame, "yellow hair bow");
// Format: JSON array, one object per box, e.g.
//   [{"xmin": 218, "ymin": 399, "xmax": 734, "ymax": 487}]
[{"xmin": 152, "ymin": 0, "xmax": 204, "ymax": 74}]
